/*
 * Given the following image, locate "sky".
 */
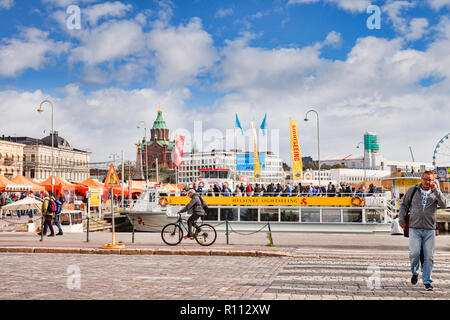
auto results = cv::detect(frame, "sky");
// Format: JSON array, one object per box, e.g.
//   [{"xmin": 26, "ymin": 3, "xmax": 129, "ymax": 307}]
[{"xmin": 0, "ymin": 0, "xmax": 449, "ymax": 167}]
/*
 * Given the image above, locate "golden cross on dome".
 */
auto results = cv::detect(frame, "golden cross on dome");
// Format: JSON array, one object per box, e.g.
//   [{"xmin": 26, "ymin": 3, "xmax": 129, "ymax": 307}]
[{"xmin": 157, "ymin": 103, "xmax": 162, "ymax": 114}]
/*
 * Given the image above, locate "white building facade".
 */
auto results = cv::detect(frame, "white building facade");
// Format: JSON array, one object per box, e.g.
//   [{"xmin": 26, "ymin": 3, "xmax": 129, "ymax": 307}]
[{"xmin": 178, "ymin": 150, "xmax": 284, "ymax": 186}]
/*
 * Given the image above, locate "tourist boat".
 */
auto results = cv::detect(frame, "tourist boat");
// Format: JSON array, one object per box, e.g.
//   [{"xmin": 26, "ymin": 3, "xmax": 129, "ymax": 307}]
[{"xmin": 124, "ymin": 183, "xmax": 395, "ymax": 234}]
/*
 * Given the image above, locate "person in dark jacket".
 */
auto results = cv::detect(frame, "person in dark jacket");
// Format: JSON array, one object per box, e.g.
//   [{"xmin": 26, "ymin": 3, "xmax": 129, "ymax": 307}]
[
  {"xmin": 399, "ymin": 171, "xmax": 447, "ymax": 291},
  {"xmin": 178, "ymin": 189, "xmax": 206, "ymax": 239}
]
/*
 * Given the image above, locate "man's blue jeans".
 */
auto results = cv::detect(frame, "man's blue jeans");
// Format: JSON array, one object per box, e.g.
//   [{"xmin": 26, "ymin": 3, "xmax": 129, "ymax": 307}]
[
  {"xmin": 46, "ymin": 214, "xmax": 63, "ymax": 234},
  {"xmin": 409, "ymin": 228, "xmax": 435, "ymax": 285}
]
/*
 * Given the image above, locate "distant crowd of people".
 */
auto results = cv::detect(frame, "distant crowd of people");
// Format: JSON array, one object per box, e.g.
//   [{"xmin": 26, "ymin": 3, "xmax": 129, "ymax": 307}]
[{"xmin": 179, "ymin": 182, "xmax": 377, "ymax": 197}]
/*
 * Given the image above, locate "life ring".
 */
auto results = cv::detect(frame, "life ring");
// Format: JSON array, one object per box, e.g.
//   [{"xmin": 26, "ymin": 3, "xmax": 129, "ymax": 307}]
[
  {"xmin": 198, "ymin": 181, "xmax": 205, "ymax": 188},
  {"xmin": 351, "ymin": 196, "xmax": 363, "ymax": 207},
  {"xmin": 159, "ymin": 197, "xmax": 169, "ymax": 207}
]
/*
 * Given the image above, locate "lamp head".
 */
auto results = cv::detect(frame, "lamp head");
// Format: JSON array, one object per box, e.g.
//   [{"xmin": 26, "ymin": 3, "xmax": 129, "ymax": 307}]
[
  {"xmin": 304, "ymin": 118, "xmax": 309, "ymax": 122},
  {"xmin": 37, "ymin": 107, "xmax": 44, "ymax": 113}
]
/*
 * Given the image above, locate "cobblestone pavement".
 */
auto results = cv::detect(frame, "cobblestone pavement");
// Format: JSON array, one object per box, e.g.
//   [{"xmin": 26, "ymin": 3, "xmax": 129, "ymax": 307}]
[{"xmin": 1, "ymin": 253, "xmax": 449, "ymax": 300}]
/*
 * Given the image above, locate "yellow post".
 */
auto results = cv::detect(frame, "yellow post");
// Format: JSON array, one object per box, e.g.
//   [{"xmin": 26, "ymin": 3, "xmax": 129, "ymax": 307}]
[{"xmin": 102, "ymin": 187, "xmax": 124, "ymax": 249}]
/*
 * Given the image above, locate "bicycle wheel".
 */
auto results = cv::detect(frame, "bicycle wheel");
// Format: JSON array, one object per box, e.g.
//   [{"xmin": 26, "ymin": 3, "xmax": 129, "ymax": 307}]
[
  {"xmin": 195, "ymin": 224, "xmax": 217, "ymax": 246},
  {"xmin": 161, "ymin": 223, "xmax": 183, "ymax": 246}
]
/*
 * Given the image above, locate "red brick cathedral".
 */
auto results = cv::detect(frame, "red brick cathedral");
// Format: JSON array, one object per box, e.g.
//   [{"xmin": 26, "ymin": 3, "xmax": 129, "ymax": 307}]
[{"xmin": 135, "ymin": 108, "xmax": 175, "ymax": 180}]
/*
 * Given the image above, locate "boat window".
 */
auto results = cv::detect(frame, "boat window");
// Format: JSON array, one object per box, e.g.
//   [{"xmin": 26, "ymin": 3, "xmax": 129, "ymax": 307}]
[
  {"xmin": 210, "ymin": 171, "xmax": 218, "ymax": 179},
  {"xmin": 220, "ymin": 208, "xmax": 238, "ymax": 221},
  {"xmin": 219, "ymin": 171, "xmax": 228, "ymax": 179},
  {"xmin": 301, "ymin": 208, "xmax": 320, "ymax": 222},
  {"xmin": 149, "ymin": 193, "xmax": 155, "ymax": 202},
  {"xmin": 343, "ymin": 209, "xmax": 362, "ymax": 223},
  {"xmin": 203, "ymin": 171, "xmax": 210, "ymax": 179},
  {"xmin": 204, "ymin": 207, "xmax": 218, "ymax": 221},
  {"xmin": 240, "ymin": 208, "xmax": 258, "ymax": 221},
  {"xmin": 60, "ymin": 213, "xmax": 71, "ymax": 225},
  {"xmin": 322, "ymin": 209, "xmax": 341, "ymax": 223},
  {"xmin": 281, "ymin": 209, "xmax": 299, "ymax": 222},
  {"xmin": 366, "ymin": 209, "xmax": 383, "ymax": 223},
  {"xmin": 260, "ymin": 208, "xmax": 279, "ymax": 222}
]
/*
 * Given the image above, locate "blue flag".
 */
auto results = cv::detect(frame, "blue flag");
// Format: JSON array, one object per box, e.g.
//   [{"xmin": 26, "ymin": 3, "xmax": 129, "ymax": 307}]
[
  {"xmin": 260, "ymin": 113, "xmax": 267, "ymax": 136},
  {"xmin": 235, "ymin": 114, "xmax": 244, "ymax": 135}
]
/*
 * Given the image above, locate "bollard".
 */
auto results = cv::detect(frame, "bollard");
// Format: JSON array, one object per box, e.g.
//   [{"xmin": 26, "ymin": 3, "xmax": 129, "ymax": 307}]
[
  {"xmin": 226, "ymin": 219, "xmax": 229, "ymax": 245},
  {"xmin": 266, "ymin": 222, "xmax": 275, "ymax": 247},
  {"xmin": 132, "ymin": 218, "xmax": 135, "ymax": 244},
  {"xmin": 86, "ymin": 216, "xmax": 90, "ymax": 243},
  {"xmin": 40, "ymin": 215, "xmax": 44, "ymax": 242}
]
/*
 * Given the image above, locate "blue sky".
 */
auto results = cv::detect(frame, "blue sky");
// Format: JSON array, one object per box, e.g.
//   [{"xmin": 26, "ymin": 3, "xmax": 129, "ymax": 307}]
[{"xmin": 0, "ymin": 0, "xmax": 449, "ymax": 167}]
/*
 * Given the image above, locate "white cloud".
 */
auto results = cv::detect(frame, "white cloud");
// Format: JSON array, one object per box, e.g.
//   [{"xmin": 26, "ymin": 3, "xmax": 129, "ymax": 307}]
[
  {"xmin": 427, "ymin": 0, "xmax": 450, "ymax": 10},
  {"xmin": 382, "ymin": 1, "xmax": 430, "ymax": 41},
  {"xmin": 69, "ymin": 20, "xmax": 145, "ymax": 65},
  {"xmin": 215, "ymin": 8, "xmax": 233, "ymax": 18},
  {"xmin": 84, "ymin": 1, "xmax": 133, "ymax": 26},
  {"xmin": 0, "ymin": 0, "xmax": 14, "ymax": 10},
  {"xmin": 407, "ymin": 18, "xmax": 430, "ymax": 41},
  {"xmin": 0, "ymin": 28, "xmax": 69, "ymax": 77},
  {"xmin": 288, "ymin": 0, "xmax": 372, "ymax": 13},
  {"xmin": 147, "ymin": 17, "xmax": 219, "ymax": 88}
]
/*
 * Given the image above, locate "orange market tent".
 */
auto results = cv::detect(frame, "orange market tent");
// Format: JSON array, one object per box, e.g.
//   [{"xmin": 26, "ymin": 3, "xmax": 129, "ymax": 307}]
[
  {"xmin": 40, "ymin": 176, "xmax": 76, "ymax": 197},
  {"xmin": 82, "ymin": 178, "xmax": 104, "ymax": 188},
  {"xmin": 10, "ymin": 175, "xmax": 45, "ymax": 192},
  {"xmin": 0, "ymin": 174, "xmax": 10, "ymax": 191}
]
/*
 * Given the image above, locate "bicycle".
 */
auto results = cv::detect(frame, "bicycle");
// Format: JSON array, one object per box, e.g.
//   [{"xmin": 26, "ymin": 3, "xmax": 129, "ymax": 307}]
[{"xmin": 161, "ymin": 213, "xmax": 217, "ymax": 246}]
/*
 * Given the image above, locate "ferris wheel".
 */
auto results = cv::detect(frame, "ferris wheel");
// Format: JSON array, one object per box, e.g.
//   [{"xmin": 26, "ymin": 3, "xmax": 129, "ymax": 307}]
[{"xmin": 432, "ymin": 133, "xmax": 450, "ymax": 168}]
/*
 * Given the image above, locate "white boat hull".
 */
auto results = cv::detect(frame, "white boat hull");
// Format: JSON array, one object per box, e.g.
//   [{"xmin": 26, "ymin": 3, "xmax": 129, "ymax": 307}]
[{"xmin": 126, "ymin": 212, "xmax": 177, "ymax": 232}]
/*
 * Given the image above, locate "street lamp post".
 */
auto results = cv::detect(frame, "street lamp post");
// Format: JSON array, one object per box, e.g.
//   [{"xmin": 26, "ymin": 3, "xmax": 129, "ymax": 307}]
[
  {"xmin": 37, "ymin": 100, "xmax": 54, "ymax": 194},
  {"xmin": 137, "ymin": 121, "xmax": 148, "ymax": 183},
  {"xmin": 356, "ymin": 142, "xmax": 367, "ymax": 185},
  {"xmin": 304, "ymin": 109, "xmax": 321, "ymax": 187}
]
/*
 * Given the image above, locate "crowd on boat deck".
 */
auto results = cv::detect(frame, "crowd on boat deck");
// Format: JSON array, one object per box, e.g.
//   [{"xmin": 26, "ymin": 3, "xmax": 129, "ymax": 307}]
[{"xmin": 179, "ymin": 182, "xmax": 377, "ymax": 197}]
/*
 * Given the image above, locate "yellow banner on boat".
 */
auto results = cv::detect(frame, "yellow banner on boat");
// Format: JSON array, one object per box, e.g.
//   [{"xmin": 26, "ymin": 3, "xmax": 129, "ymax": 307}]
[
  {"xmin": 168, "ymin": 196, "xmax": 364, "ymax": 207},
  {"xmin": 252, "ymin": 121, "xmax": 262, "ymax": 181},
  {"xmin": 290, "ymin": 120, "xmax": 303, "ymax": 180}
]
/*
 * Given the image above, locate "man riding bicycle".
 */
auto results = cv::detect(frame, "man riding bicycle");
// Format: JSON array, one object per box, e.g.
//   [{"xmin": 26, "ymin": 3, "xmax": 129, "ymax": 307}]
[{"xmin": 178, "ymin": 189, "xmax": 207, "ymax": 239}]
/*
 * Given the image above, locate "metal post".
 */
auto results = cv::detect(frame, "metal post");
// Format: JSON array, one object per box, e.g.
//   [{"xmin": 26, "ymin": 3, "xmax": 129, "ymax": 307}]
[
  {"xmin": 40, "ymin": 215, "xmax": 44, "ymax": 242},
  {"xmin": 86, "ymin": 216, "xmax": 90, "ymax": 243},
  {"xmin": 156, "ymin": 157, "xmax": 159, "ymax": 183},
  {"xmin": 305, "ymin": 109, "xmax": 320, "ymax": 187},
  {"xmin": 111, "ymin": 188, "xmax": 115, "ymax": 245},
  {"xmin": 121, "ymin": 151, "xmax": 125, "ymax": 208},
  {"xmin": 132, "ymin": 217, "xmax": 135, "ymax": 244},
  {"xmin": 226, "ymin": 219, "xmax": 229, "ymax": 245}
]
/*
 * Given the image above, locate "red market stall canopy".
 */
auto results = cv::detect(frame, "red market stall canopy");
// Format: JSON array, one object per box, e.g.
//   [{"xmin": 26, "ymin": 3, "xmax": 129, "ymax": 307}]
[
  {"xmin": 82, "ymin": 178, "xmax": 104, "ymax": 188},
  {"xmin": 73, "ymin": 178, "xmax": 104, "ymax": 194},
  {"xmin": 40, "ymin": 176, "xmax": 76, "ymax": 191},
  {"xmin": 11, "ymin": 175, "xmax": 45, "ymax": 192}
]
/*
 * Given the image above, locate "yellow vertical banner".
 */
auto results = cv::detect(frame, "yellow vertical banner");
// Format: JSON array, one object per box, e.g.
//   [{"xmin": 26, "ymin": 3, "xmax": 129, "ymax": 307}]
[
  {"xmin": 290, "ymin": 120, "xmax": 303, "ymax": 180},
  {"xmin": 252, "ymin": 121, "xmax": 262, "ymax": 181}
]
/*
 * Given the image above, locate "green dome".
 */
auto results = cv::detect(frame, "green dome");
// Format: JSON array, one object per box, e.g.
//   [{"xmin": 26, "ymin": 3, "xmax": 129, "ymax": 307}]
[{"xmin": 152, "ymin": 108, "xmax": 167, "ymax": 130}]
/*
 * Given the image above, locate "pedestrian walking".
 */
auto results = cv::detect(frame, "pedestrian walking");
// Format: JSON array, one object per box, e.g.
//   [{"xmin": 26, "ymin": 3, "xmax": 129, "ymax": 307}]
[
  {"xmin": 399, "ymin": 171, "xmax": 447, "ymax": 291},
  {"xmin": 38, "ymin": 191, "xmax": 55, "ymax": 237}
]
